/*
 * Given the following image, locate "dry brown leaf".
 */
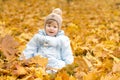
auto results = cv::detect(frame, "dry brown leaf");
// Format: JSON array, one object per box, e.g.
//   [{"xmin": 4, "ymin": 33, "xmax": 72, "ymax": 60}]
[
  {"xmin": 20, "ymin": 74, "xmax": 35, "ymax": 80},
  {"xmin": 0, "ymin": 68, "xmax": 10, "ymax": 74},
  {"xmin": 112, "ymin": 47, "xmax": 120, "ymax": 58},
  {"xmin": 12, "ymin": 64, "xmax": 27, "ymax": 76},
  {"xmin": 69, "ymin": 75, "xmax": 76, "ymax": 80},
  {"xmin": 1, "ymin": 35, "xmax": 19, "ymax": 61},
  {"xmin": 112, "ymin": 62, "xmax": 120, "ymax": 73},
  {"xmin": 75, "ymin": 71, "xmax": 86, "ymax": 80},
  {"xmin": 74, "ymin": 56, "xmax": 89, "ymax": 72}
]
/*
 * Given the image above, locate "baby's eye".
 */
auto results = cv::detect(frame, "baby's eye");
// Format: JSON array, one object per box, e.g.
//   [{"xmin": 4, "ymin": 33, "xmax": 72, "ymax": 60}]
[
  {"xmin": 54, "ymin": 26, "xmax": 57, "ymax": 28},
  {"xmin": 47, "ymin": 24, "xmax": 50, "ymax": 27}
]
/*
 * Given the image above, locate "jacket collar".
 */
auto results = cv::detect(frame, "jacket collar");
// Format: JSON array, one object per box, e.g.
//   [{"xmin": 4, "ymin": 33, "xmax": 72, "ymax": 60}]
[{"xmin": 38, "ymin": 29, "xmax": 64, "ymax": 37}]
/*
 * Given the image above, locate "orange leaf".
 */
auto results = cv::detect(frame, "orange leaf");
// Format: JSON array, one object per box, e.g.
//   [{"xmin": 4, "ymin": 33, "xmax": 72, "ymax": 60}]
[
  {"xmin": 12, "ymin": 64, "xmax": 27, "ymax": 76},
  {"xmin": 1, "ymin": 35, "xmax": 19, "ymax": 60}
]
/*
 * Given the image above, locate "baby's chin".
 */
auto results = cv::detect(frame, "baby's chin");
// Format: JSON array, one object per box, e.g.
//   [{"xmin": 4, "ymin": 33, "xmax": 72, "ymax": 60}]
[{"xmin": 47, "ymin": 33, "xmax": 56, "ymax": 37}]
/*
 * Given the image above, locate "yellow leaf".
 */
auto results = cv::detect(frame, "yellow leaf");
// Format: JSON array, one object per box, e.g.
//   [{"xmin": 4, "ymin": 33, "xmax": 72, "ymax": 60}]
[
  {"xmin": 57, "ymin": 70, "xmax": 69, "ymax": 80},
  {"xmin": 112, "ymin": 62, "xmax": 120, "ymax": 73},
  {"xmin": 55, "ymin": 75, "xmax": 62, "ymax": 80},
  {"xmin": 28, "ymin": 55, "xmax": 48, "ymax": 68},
  {"xmin": 69, "ymin": 75, "xmax": 76, "ymax": 80},
  {"xmin": 83, "ymin": 72, "xmax": 97, "ymax": 80}
]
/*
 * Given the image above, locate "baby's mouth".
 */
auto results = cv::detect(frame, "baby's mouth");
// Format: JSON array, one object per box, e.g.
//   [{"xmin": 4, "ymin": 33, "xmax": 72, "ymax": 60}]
[{"xmin": 49, "ymin": 31, "xmax": 54, "ymax": 33}]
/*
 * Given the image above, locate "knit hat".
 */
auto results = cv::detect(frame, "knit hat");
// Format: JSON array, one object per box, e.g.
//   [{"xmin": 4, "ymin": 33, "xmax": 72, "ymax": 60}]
[{"xmin": 45, "ymin": 8, "xmax": 62, "ymax": 29}]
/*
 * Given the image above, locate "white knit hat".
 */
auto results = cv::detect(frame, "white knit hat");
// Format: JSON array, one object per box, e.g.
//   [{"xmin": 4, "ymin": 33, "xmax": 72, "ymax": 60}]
[{"xmin": 45, "ymin": 8, "xmax": 62, "ymax": 29}]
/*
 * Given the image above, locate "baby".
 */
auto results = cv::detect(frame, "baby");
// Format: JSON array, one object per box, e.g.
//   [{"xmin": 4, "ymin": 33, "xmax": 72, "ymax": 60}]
[{"xmin": 20, "ymin": 8, "xmax": 74, "ymax": 74}]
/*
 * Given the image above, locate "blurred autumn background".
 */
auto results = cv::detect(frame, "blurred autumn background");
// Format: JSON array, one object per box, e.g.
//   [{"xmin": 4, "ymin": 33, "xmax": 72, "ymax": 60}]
[{"xmin": 0, "ymin": 0, "xmax": 120, "ymax": 80}]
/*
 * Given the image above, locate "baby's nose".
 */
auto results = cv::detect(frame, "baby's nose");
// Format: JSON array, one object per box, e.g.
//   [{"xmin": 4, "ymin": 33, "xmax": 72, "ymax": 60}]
[{"xmin": 50, "ymin": 26, "xmax": 54, "ymax": 30}]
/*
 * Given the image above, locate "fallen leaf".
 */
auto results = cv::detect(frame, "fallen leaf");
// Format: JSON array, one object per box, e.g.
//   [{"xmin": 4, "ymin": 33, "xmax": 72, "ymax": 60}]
[{"xmin": 1, "ymin": 35, "xmax": 19, "ymax": 61}]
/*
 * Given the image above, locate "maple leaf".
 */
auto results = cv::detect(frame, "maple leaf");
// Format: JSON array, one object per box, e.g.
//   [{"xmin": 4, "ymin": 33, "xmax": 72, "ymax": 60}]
[
  {"xmin": 27, "ymin": 55, "xmax": 48, "ymax": 68},
  {"xmin": 0, "ymin": 68, "xmax": 10, "ymax": 74},
  {"xmin": 11, "ymin": 63, "xmax": 27, "ymax": 76},
  {"xmin": 55, "ymin": 75, "xmax": 62, "ymax": 80},
  {"xmin": 74, "ymin": 71, "xmax": 86, "ymax": 80},
  {"xmin": 74, "ymin": 56, "xmax": 89, "ymax": 72},
  {"xmin": 112, "ymin": 62, "xmax": 120, "ymax": 73},
  {"xmin": 1, "ymin": 35, "xmax": 19, "ymax": 61},
  {"xmin": 112, "ymin": 47, "xmax": 120, "ymax": 58},
  {"xmin": 57, "ymin": 70, "xmax": 70, "ymax": 80},
  {"xmin": 100, "ymin": 73, "xmax": 120, "ymax": 80},
  {"xmin": 83, "ymin": 72, "xmax": 98, "ymax": 80},
  {"xmin": 69, "ymin": 75, "xmax": 76, "ymax": 80}
]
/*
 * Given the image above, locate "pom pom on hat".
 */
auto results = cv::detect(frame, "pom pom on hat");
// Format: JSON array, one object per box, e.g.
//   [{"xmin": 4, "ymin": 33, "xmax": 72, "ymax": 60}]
[
  {"xmin": 52, "ymin": 8, "xmax": 62, "ymax": 16},
  {"xmin": 45, "ymin": 8, "xmax": 62, "ymax": 29}
]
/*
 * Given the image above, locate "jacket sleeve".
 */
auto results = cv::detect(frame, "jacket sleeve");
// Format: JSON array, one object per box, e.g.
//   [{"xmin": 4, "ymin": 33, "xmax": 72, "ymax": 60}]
[
  {"xmin": 60, "ymin": 36, "xmax": 74, "ymax": 64},
  {"xmin": 21, "ymin": 34, "xmax": 39, "ymax": 59}
]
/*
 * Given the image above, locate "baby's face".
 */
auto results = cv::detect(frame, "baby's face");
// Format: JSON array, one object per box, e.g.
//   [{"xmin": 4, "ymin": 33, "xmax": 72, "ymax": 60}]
[{"xmin": 45, "ymin": 20, "xmax": 59, "ymax": 37}]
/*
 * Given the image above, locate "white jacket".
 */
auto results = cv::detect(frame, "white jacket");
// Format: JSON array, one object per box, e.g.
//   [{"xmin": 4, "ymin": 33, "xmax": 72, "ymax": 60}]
[{"xmin": 21, "ymin": 29, "xmax": 74, "ymax": 70}]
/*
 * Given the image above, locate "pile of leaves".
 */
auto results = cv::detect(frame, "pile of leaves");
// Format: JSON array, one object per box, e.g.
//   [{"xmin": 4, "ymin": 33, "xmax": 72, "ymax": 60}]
[
  {"xmin": 0, "ymin": 35, "xmax": 46, "ymax": 79},
  {"xmin": 0, "ymin": 0, "xmax": 120, "ymax": 80},
  {"xmin": 0, "ymin": 35, "xmax": 76, "ymax": 80}
]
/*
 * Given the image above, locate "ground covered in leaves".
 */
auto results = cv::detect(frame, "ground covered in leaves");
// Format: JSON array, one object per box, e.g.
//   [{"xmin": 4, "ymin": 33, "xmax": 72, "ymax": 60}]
[{"xmin": 0, "ymin": 0, "xmax": 120, "ymax": 80}]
